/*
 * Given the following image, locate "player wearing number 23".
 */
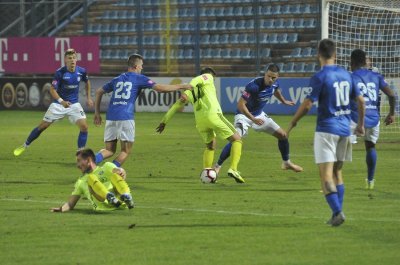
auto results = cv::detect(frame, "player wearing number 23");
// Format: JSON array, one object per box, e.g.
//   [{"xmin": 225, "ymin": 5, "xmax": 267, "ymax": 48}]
[
  {"xmin": 287, "ymin": 39, "xmax": 365, "ymax": 226},
  {"xmin": 93, "ymin": 54, "xmax": 191, "ymax": 166}
]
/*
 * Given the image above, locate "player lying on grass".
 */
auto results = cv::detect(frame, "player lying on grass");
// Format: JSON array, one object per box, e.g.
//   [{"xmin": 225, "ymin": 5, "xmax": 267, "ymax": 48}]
[
  {"xmin": 51, "ymin": 148, "xmax": 134, "ymax": 212},
  {"xmin": 156, "ymin": 67, "xmax": 245, "ymax": 183}
]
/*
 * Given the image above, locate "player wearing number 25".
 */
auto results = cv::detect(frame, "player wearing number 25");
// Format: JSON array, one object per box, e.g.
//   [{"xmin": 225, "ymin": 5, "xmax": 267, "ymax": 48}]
[
  {"xmin": 287, "ymin": 39, "xmax": 365, "ymax": 226},
  {"xmin": 93, "ymin": 54, "xmax": 191, "ymax": 167}
]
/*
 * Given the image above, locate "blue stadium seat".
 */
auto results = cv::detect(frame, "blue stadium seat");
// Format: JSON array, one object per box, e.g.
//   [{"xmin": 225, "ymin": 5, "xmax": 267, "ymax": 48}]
[
  {"xmin": 200, "ymin": 34, "xmax": 210, "ymax": 44},
  {"xmin": 228, "ymin": 34, "xmax": 239, "ymax": 44},
  {"xmin": 226, "ymin": 20, "xmax": 236, "ymax": 29},
  {"xmin": 281, "ymin": 5, "xmax": 290, "ymax": 14},
  {"xmin": 201, "ymin": 48, "xmax": 213, "ymax": 58},
  {"xmin": 260, "ymin": 34, "xmax": 269, "ymax": 43},
  {"xmin": 207, "ymin": 21, "xmax": 217, "ymax": 30},
  {"xmin": 238, "ymin": 33, "xmax": 247, "ymax": 43},
  {"xmin": 233, "ymin": 6, "xmax": 243, "ymax": 16},
  {"xmin": 127, "ymin": 36, "xmax": 137, "ymax": 45},
  {"xmin": 287, "ymin": 33, "xmax": 298, "ymax": 43},
  {"xmin": 294, "ymin": 62, "xmax": 306, "ymax": 72},
  {"xmin": 181, "ymin": 35, "xmax": 192, "ymax": 45},
  {"xmin": 268, "ymin": 33, "xmax": 278, "ymax": 43},
  {"xmin": 219, "ymin": 34, "xmax": 229, "ymax": 44},
  {"xmin": 260, "ymin": 48, "xmax": 271, "ymax": 58},
  {"xmin": 240, "ymin": 48, "xmax": 252, "ymax": 58},
  {"xmin": 260, "ymin": 6, "xmax": 271, "ymax": 15},
  {"xmin": 294, "ymin": 18, "xmax": 304, "ymax": 28},
  {"xmin": 285, "ymin": 18, "xmax": 296, "ymax": 28},
  {"xmin": 242, "ymin": 6, "xmax": 253, "ymax": 16},
  {"xmin": 216, "ymin": 20, "xmax": 227, "ymax": 30},
  {"xmin": 221, "ymin": 48, "xmax": 231, "ymax": 58},
  {"xmin": 118, "ymin": 23, "xmax": 128, "ymax": 32},
  {"xmin": 200, "ymin": 21, "xmax": 208, "ymax": 30},
  {"xmin": 127, "ymin": 23, "xmax": 136, "ymax": 32},
  {"xmin": 271, "ymin": 5, "xmax": 281, "ymax": 15},
  {"xmin": 209, "ymin": 34, "xmax": 219, "ymax": 44},
  {"xmin": 101, "ymin": 36, "xmax": 110, "ymax": 46},
  {"xmin": 277, "ymin": 33, "xmax": 288, "ymax": 43},
  {"xmin": 119, "ymin": 36, "xmax": 129, "ymax": 45},
  {"xmin": 109, "ymin": 50, "xmax": 118, "ymax": 59},
  {"xmin": 304, "ymin": 18, "xmax": 316, "ymax": 28},
  {"xmin": 301, "ymin": 47, "xmax": 313, "ymax": 57},
  {"xmin": 211, "ymin": 48, "xmax": 222, "ymax": 58},
  {"xmin": 236, "ymin": 20, "xmax": 246, "ymax": 29},
  {"xmin": 143, "ymin": 36, "xmax": 154, "ymax": 45},
  {"xmin": 183, "ymin": 49, "xmax": 194, "ymax": 59},
  {"xmin": 101, "ymin": 49, "xmax": 111, "ymax": 59},
  {"xmin": 231, "ymin": 48, "xmax": 241, "ymax": 58},
  {"xmin": 89, "ymin": 24, "xmax": 101, "ymax": 33},
  {"xmin": 110, "ymin": 23, "xmax": 119, "ymax": 32},
  {"xmin": 304, "ymin": 63, "xmax": 317, "ymax": 72},
  {"xmin": 261, "ymin": 19, "xmax": 274, "ymax": 28},
  {"xmin": 276, "ymin": 63, "xmax": 284, "ymax": 72},
  {"xmin": 283, "ymin": 62, "xmax": 295, "ymax": 72},
  {"xmin": 224, "ymin": 7, "xmax": 234, "ymax": 16},
  {"xmin": 101, "ymin": 24, "xmax": 110, "ymax": 33},
  {"xmin": 283, "ymin": 47, "xmax": 301, "ymax": 58},
  {"xmin": 274, "ymin": 18, "xmax": 285, "ymax": 28},
  {"xmin": 214, "ymin": 7, "xmax": 224, "ymax": 16},
  {"xmin": 247, "ymin": 34, "xmax": 255, "ymax": 43},
  {"xmin": 300, "ymin": 4, "xmax": 311, "ymax": 14},
  {"xmin": 245, "ymin": 20, "xmax": 254, "ymax": 29},
  {"xmin": 290, "ymin": 4, "xmax": 301, "ymax": 14}
]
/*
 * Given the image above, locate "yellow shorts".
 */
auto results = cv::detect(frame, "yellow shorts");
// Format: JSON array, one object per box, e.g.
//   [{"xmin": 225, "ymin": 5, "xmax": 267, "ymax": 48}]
[{"xmin": 196, "ymin": 113, "xmax": 236, "ymax": 144}]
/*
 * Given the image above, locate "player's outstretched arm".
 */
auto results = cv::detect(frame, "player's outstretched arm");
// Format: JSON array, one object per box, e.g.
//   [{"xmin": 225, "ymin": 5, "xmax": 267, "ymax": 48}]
[
  {"xmin": 153, "ymin": 83, "xmax": 192, "ymax": 92},
  {"xmin": 274, "ymin": 89, "xmax": 295, "ymax": 106},
  {"xmin": 51, "ymin": 195, "xmax": 80, "ymax": 213},
  {"xmin": 287, "ymin": 98, "xmax": 313, "ymax": 134}
]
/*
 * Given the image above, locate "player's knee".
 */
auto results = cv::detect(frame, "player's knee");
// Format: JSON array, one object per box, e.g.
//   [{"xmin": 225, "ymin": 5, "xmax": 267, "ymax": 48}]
[{"xmin": 323, "ymin": 181, "xmax": 337, "ymax": 193}]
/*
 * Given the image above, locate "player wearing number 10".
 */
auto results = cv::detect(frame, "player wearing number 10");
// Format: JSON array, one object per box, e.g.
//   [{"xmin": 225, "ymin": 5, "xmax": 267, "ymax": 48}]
[
  {"xmin": 94, "ymin": 54, "xmax": 191, "ymax": 166},
  {"xmin": 287, "ymin": 39, "xmax": 365, "ymax": 226}
]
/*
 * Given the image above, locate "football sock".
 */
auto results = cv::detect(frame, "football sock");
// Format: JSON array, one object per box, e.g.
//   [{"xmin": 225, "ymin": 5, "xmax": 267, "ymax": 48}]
[
  {"xmin": 95, "ymin": 153, "xmax": 104, "ymax": 164},
  {"xmin": 203, "ymin": 148, "xmax": 215, "ymax": 168},
  {"xmin": 325, "ymin": 192, "xmax": 341, "ymax": 215},
  {"xmin": 336, "ymin": 184, "xmax": 345, "ymax": 208},
  {"xmin": 278, "ymin": 139, "xmax": 290, "ymax": 161},
  {"xmin": 26, "ymin": 127, "xmax": 43, "ymax": 145},
  {"xmin": 366, "ymin": 148, "xmax": 377, "ymax": 182},
  {"xmin": 112, "ymin": 160, "xmax": 121, "ymax": 167},
  {"xmin": 110, "ymin": 173, "xmax": 131, "ymax": 195},
  {"xmin": 217, "ymin": 142, "xmax": 232, "ymax": 166},
  {"xmin": 87, "ymin": 174, "xmax": 108, "ymax": 200},
  {"xmin": 229, "ymin": 140, "xmax": 242, "ymax": 171},
  {"xmin": 77, "ymin": 131, "xmax": 88, "ymax": 149}
]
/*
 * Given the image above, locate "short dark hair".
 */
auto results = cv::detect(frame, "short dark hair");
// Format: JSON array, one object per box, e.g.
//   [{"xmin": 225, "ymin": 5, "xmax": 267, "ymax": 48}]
[
  {"xmin": 64, "ymin": 48, "xmax": 76, "ymax": 57},
  {"xmin": 318, "ymin": 39, "xmax": 336, "ymax": 59},
  {"xmin": 351, "ymin": 49, "xmax": 367, "ymax": 69},
  {"xmin": 76, "ymin": 148, "xmax": 95, "ymax": 161},
  {"xmin": 200, "ymin": 67, "xmax": 216, "ymax": 76},
  {"xmin": 128, "ymin": 53, "xmax": 143, "ymax": 68},
  {"xmin": 266, "ymin": 63, "xmax": 280, "ymax": 73}
]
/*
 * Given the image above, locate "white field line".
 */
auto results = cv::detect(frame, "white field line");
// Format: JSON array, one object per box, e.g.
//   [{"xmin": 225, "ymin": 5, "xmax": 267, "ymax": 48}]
[{"xmin": 1, "ymin": 198, "xmax": 399, "ymax": 223}]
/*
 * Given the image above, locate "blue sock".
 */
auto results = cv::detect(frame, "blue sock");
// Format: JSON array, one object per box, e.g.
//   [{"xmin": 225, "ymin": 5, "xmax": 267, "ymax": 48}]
[
  {"xmin": 95, "ymin": 153, "xmax": 104, "ymax": 164},
  {"xmin": 26, "ymin": 127, "xmax": 43, "ymax": 145},
  {"xmin": 336, "ymin": 184, "xmax": 345, "ymax": 208},
  {"xmin": 278, "ymin": 139, "xmax": 289, "ymax": 161},
  {"xmin": 217, "ymin": 142, "xmax": 232, "ymax": 166},
  {"xmin": 113, "ymin": 160, "xmax": 121, "ymax": 167},
  {"xmin": 77, "ymin": 131, "xmax": 88, "ymax": 149},
  {"xmin": 366, "ymin": 148, "xmax": 377, "ymax": 182},
  {"xmin": 325, "ymin": 192, "xmax": 341, "ymax": 215}
]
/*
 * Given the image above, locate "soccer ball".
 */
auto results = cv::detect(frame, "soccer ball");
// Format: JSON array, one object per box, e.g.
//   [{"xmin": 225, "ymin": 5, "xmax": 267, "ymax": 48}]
[{"xmin": 200, "ymin": 168, "xmax": 217, "ymax": 183}]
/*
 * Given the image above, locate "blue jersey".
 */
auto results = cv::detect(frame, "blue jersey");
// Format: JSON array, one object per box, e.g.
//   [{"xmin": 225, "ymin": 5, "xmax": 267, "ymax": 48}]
[
  {"xmin": 350, "ymin": 68, "xmax": 388, "ymax": 128},
  {"xmin": 51, "ymin": 66, "xmax": 88, "ymax": 104},
  {"xmin": 103, "ymin": 72, "xmax": 156, "ymax": 120},
  {"xmin": 306, "ymin": 65, "xmax": 360, "ymax": 136},
  {"xmin": 237, "ymin": 77, "xmax": 280, "ymax": 116}
]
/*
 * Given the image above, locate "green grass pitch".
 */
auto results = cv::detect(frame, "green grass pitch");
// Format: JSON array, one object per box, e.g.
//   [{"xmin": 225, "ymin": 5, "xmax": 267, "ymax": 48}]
[{"xmin": 1, "ymin": 111, "xmax": 399, "ymax": 265}]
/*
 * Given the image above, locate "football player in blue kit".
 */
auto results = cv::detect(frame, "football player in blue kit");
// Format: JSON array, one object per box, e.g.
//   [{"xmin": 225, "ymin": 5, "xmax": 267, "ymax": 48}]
[
  {"xmin": 14, "ymin": 48, "xmax": 93, "ymax": 156},
  {"xmin": 214, "ymin": 63, "xmax": 303, "ymax": 174},
  {"xmin": 93, "ymin": 54, "xmax": 191, "ymax": 166},
  {"xmin": 349, "ymin": 49, "xmax": 396, "ymax": 190},
  {"xmin": 287, "ymin": 39, "xmax": 365, "ymax": 226}
]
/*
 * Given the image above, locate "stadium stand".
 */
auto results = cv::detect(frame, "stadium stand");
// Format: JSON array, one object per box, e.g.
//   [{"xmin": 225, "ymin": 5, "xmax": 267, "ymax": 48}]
[{"xmin": 1, "ymin": 0, "xmax": 320, "ymax": 77}]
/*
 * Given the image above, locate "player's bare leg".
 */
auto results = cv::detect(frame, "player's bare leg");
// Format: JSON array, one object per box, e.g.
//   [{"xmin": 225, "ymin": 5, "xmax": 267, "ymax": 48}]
[{"xmin": 273, "ymin": 128, "xmax": 303, "ymax": 172}]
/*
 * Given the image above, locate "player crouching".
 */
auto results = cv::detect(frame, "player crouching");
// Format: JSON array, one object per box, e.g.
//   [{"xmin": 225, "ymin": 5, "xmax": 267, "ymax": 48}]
[{"xmin": 51, "ymin": 148, "xmax": 134, "ymax": 212}]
